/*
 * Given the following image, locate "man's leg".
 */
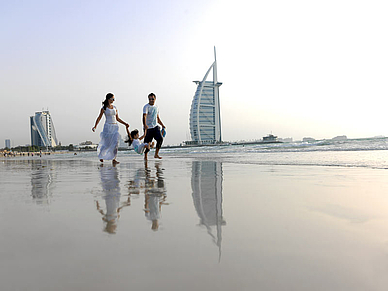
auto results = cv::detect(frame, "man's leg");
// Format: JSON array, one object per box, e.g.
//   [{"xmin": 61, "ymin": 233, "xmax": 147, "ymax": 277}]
[{"xmin": 154, "ymin": 127, "xmax": 164, "ymax": 159}]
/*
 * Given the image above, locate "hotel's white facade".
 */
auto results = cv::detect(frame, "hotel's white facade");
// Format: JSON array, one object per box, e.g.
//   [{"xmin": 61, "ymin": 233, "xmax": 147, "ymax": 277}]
[
  {"xmin": 30, "ymin": 110, "xmax": 58, "ymax": 148},
  {"xmin": 189, "ymin": 47, "xmax": 222, "ymax": 144}
]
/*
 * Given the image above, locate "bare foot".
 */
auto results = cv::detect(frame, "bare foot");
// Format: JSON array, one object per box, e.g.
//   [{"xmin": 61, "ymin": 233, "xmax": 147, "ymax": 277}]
[
  {"xmin": 112, "ymin": 160, "xmax": 120, "ymax": 165},
  {"xmin": 154, "ymin": 155, "xmax": 162, "ymax": 159},
  {"xmin": 100, "ymin": 159, "xmax": 103, "ymax": 162}
]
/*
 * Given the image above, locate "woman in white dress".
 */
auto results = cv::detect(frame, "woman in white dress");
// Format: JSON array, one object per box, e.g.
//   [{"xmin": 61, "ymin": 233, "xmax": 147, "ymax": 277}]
[{"xmin": 92, "ymin": 93, "xmax": 129, "ymax": 164}]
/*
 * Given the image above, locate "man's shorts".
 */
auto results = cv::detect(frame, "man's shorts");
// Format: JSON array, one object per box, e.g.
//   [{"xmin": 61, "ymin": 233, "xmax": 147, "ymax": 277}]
[{"xmin": 144, "ymin": 126, "xmax": 163, "ymax": 148}]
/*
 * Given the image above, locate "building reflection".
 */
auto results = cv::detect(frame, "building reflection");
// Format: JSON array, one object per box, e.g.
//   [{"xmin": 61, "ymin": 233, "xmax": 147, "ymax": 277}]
[
  {"xmin": 191, "ymin": 161, "xmax": 226, "ymax": 260},
  {"xmin": 30, "ymin": 159, "xmax": 56, "ymax": 205}
]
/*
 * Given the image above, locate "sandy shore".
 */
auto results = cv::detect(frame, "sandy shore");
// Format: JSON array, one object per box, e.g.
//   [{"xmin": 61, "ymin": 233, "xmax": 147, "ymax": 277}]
[
  {"xmin": 0, "ymin": 150, "xmax": 70, "ymax": 157},
  {"xmin": 1, "ymin": 154, "xmax": 388, "ymax": 290}
]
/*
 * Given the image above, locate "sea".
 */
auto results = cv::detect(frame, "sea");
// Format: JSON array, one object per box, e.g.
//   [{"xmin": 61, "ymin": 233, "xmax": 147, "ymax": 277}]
[
  {"xmin": 161, "ymin": 137, "xmax": 388, "ymax": 169},
  {"xmin": 19, "ymin": 136, "xmax": 387, "ymax": 169},
  {"xmin": 34, "ymin": 137, "xmax": 388, "ymax": 169}
]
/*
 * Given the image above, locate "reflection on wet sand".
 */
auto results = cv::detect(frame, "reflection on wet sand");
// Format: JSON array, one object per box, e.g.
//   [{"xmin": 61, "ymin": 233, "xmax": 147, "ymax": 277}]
[
  {"xmin": 96, "ymin": 161, "xmax": 168, "ymax": 234},
  {"xmin": 144, "ymin": 161, "xmax": 168, "ymax": 231},
  {"xmin": 191, "ymin": 161, "xmax": 226, "ymax": 259},
  {"xmin": 30, "ymin": 160, "xmax": 56, "ymax": 205},
  {"xmin": 96, "ymin": 164, "xmax": 130, "ymax": 234}
]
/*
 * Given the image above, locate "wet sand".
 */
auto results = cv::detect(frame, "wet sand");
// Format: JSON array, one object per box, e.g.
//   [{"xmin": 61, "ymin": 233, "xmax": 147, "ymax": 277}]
[{"xmin": 1, "ymin": 154, "xmax": 388, "ymax": 290}]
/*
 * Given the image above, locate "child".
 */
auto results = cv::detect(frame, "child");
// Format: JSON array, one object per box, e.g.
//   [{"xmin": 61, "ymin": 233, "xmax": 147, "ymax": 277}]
[{"xmin": 126, "ymin": 129, "xmax": 154, "ymax": 158}]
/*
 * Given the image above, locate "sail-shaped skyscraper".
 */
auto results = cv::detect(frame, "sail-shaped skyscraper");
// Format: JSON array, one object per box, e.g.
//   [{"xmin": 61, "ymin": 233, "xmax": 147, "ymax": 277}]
[
  {"xmin": 189, "ymin": 47, "xmax": 222, "ymax": 145},
  {"xmin": 30, "ymin": 110, "xmax": 58, "ymax": 148}
]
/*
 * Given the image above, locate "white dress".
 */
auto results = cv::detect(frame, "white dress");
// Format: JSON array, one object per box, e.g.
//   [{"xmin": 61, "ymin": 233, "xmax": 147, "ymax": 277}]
[{"xmin": 97, "ymin": 106, "xmax": 120, "ymax": 160}]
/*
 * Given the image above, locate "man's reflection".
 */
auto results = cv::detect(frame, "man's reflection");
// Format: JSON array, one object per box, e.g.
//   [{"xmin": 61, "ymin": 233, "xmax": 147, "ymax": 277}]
[
  {"xmin": 96, "ymin": 164, "xmax": 130, "ymax": 234},
  {"xmin": 144, "ymin": 161, "xmax": 168, "ymax": 231},
  {"xmin": 191, "ymin": 161, "xmax": 226, "ymax": 258}
]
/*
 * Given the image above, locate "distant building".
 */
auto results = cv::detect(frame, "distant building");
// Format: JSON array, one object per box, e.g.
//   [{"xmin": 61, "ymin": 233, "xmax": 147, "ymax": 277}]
[
  {"xmin": 79, "ymin": 141, "xmax": 93, "ymax": 145},
  {"xmin": 332, "ymin": 135, "xmax": 347, "ymax": 141},
  {"xmin": 189, "ymin": 47, "xmax": 222, "ymax": 145},
  {"xmin": 5, "ymin": 139, "xmax": 11, "ymax": 149},
  {"xmin": 303, "ymin": 137, "xmax": 316, "ymax": 143},
  {"xmin": 30, "ymin": 110, "xmax": 58, "ymax": 148}
]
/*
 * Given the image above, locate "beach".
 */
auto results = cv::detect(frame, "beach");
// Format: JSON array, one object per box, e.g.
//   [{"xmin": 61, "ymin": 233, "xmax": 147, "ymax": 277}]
[{"xmin": 2, "ymin": 142, "xmax": 388, "ymax": 290}]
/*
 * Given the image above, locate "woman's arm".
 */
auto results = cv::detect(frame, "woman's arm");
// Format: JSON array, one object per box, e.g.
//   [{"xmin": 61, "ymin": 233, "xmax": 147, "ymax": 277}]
[
  {"xmin": 92, "ymin": 108, "xmax": 104, "ymax": 132},
  {"xmin": 116, "ymin": 109, "xmax": 129, "ymax": 128}
]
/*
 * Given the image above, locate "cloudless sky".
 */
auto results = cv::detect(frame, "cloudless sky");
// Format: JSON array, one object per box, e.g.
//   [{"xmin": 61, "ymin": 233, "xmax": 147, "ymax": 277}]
[{"xmin": 1, "ymin": 0, "xmax": 388, "ymax": 147}]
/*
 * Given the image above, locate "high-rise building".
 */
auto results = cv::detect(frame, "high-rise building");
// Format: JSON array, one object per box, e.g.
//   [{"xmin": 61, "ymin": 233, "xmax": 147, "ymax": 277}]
[
  {"xmin": 5, "ymin": 139, "xmax": 11, "ymax": 149},
  {"xmin": 30, "ymin": 110, "xmax": 58, "ymax": 148},
  {"xmin": 189, "ymin": 47, "xmax": 222, "ymax": 144}
]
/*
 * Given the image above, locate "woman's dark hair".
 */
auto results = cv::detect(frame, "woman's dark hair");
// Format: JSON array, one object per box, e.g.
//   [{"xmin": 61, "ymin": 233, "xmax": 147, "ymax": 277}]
[{"xmin": 102, "ymin": 93, "xmax": 114, "ymax": 110}]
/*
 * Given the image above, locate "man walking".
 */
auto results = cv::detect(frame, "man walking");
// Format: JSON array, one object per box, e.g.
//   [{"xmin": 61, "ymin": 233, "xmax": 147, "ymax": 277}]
[{"xmin": 143, "ymin": 93, "xmax": 166, "ymax": 160}]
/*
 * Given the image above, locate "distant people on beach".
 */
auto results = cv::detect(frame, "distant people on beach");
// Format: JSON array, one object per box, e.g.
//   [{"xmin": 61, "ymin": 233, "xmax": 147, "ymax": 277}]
[
  {"xmin": 125, "ymin": 128, "xmax": 155, "ymax": 158},
  {"xmin": 92, "ymin": 93, "xmax": 129, "ymax": 165},
  {"xmin": 142, "ymin": 93, "xmax": 166, "ymax": 160}
]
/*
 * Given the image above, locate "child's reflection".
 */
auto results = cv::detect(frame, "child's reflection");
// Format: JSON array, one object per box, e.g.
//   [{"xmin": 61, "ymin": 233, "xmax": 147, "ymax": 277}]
[
  {"xmin": 127, "ymin": 167, "xmax": 146, "ymax": 195},
  {"xmin": 143, "ymin": 161, "xmax": 168, "ymax": 231},
  {"xmin": 96, "ymin": 164, "xmax": 130, "ymax": 234}
]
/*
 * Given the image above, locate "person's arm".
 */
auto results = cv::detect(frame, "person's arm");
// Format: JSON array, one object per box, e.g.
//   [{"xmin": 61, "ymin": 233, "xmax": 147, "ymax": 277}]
[
  {"xmin": 157, "ymin": 114, "xmax": 165, "ymax": 129},
  {"xmin": 116, "ymin": 109, "xmax": 129, "ymax": 128},
  {"xmin": 92, "ymin": 108, "xmax": 104, "ymax": 132},
  {"xmin": 142, "ymin": 113, "xmax": 148, "ymax": 130},
  {"xmin": 139, "ymin": 129, "xmax": 147, "ymax": 141}
]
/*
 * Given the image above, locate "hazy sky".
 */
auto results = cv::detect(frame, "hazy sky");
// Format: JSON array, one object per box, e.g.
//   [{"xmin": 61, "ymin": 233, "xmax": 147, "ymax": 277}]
[{"xmin": 2, "ymin": 0, "xmax": 388, "ymax": 147}]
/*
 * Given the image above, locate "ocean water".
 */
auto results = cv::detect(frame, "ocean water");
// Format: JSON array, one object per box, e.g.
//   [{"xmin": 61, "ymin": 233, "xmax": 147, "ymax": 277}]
[
  {"xmin": 162, "ymin": 137, "xmax": 388, "ymax": 168},
  {"xmin": 27, "ymin": 137, "xmax": 388, "ymax": 169},
  {"xmin": 9, "ymin": 137, "xmax": 388, "ymax": 168}
]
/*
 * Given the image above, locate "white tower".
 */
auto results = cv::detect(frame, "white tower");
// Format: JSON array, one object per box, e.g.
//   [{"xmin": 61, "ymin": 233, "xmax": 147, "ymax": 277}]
[{"xmin": 189, "ymin": 47, "xmax": 222, "ymax": 144}]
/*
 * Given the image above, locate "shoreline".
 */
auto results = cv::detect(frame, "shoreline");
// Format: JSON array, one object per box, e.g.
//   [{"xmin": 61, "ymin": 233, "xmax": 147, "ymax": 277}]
[{"xmin": 0, "ymin": 150, "xmax": 69, "ymax": 157}]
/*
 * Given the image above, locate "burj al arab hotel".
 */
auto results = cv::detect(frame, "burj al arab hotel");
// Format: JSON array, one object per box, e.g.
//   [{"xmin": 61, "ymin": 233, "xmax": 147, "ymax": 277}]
[{"xmin": 189, "ymin": 47, "xmax": 222, "ymax": 145}]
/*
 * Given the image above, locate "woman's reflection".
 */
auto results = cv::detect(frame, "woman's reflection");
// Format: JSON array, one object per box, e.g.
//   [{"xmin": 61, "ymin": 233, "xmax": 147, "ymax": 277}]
[
  {"xmin": 191, "ymin": 161, "xmax": 226, "ymax": 259},
  {"xmin": 96, "ymin": 164, "xmax": 130, "ymax": 234}
]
